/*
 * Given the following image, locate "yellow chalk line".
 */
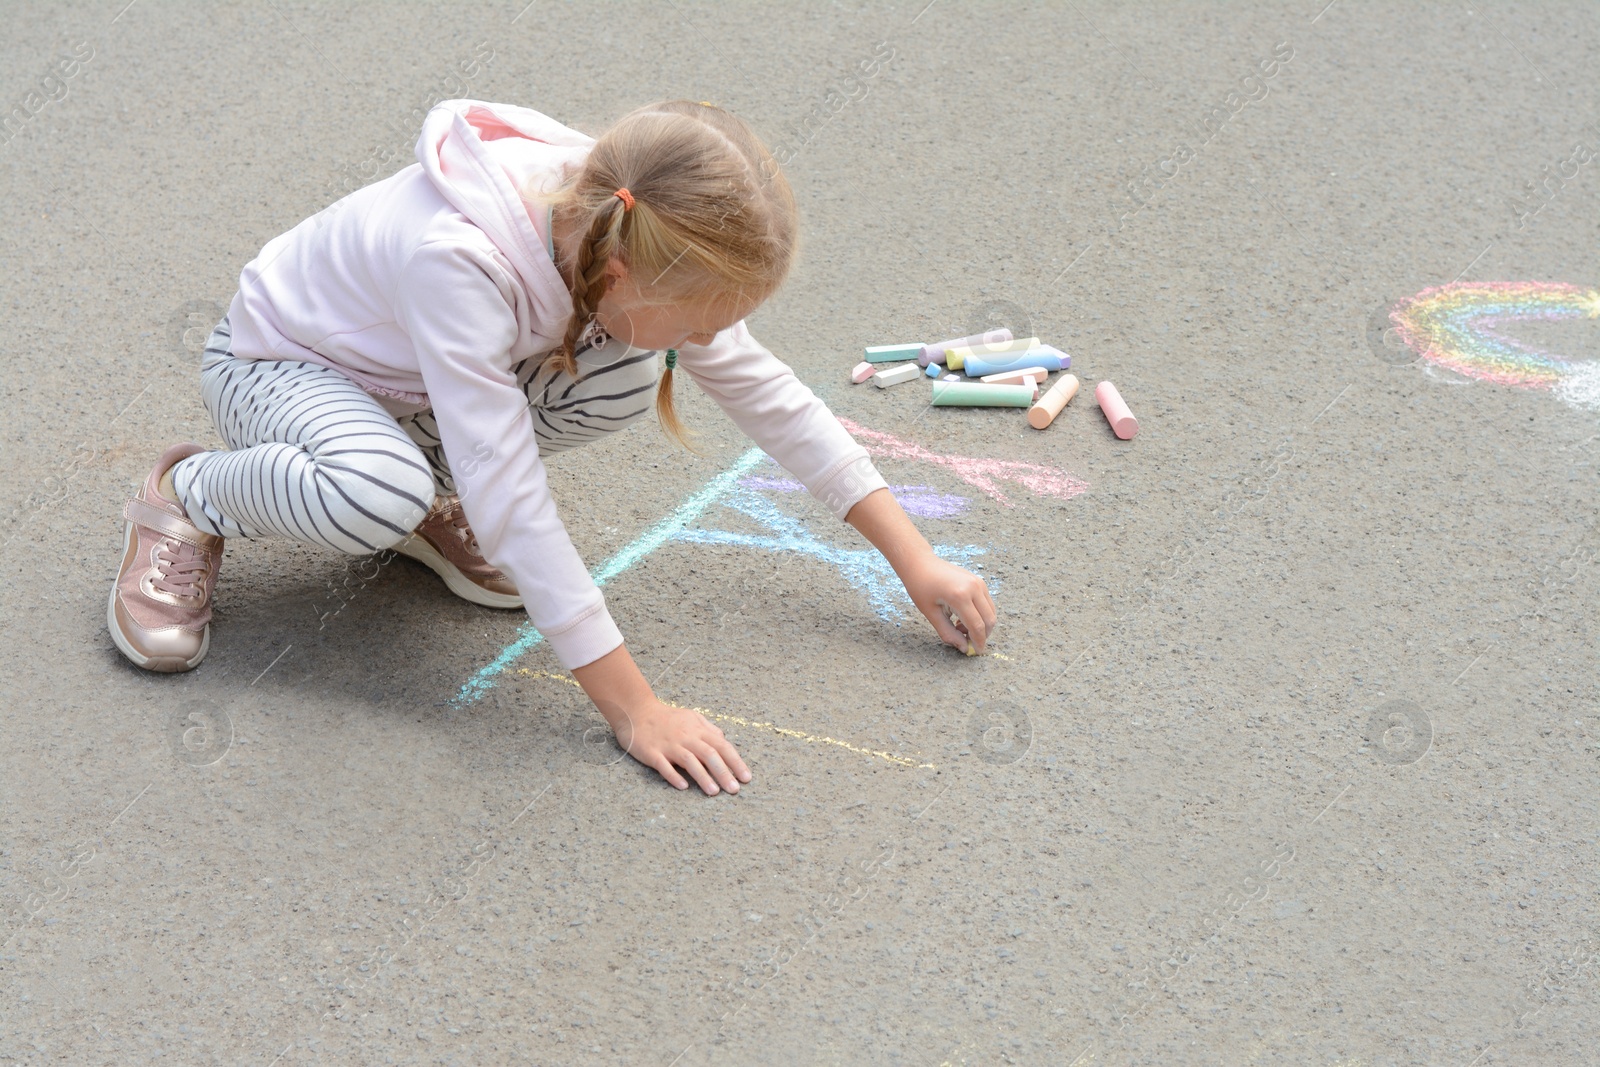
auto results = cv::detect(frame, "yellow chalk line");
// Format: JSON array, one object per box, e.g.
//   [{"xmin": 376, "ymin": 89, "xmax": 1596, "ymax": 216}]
[{"xmin": 515, "ymin": 669, "xmax": 936, "ymax": 770}]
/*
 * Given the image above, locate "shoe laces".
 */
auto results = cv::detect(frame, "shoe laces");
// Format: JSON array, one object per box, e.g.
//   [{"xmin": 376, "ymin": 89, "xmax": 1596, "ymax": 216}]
[
  {"xmin": 444, "ymin": 506, "xmax": 482, "ymax": 557},
  {"xmin": 151, "ymin": 538, "xmax": 210, "ymax": 597}
]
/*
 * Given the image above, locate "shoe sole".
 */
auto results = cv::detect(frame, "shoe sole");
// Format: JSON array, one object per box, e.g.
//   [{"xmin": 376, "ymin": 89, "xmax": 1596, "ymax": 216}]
[
  {"xmin": 393, "ymin": 533, "xmax": 524, "ymax": 609},
  {"xmin": 106, "ymin": 520, "xmax": 210, "ymax": 673}
]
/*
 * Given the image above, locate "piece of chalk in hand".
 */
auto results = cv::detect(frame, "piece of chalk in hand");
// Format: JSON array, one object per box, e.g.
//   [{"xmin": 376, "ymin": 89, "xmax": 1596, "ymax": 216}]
[
  {"xmin": 851, "ymin": 361, "xmax": 876, "ymax": 383},
  {"xmin": 945, "ymin": 606, "xmax": 976, "ymax": 655},
  {"xmin": 1095, "ymin": 380, "xmax": 1139, "ymax": 439},
  {"xmin": 874, "ymin": 363, "xmax": 923, "ymax": 387}
]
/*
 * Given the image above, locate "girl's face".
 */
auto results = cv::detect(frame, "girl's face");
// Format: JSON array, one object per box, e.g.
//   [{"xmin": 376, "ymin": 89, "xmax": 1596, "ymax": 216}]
[{"xmin": 592, "ymin": 259, "xmax": 756, "ymax": 352}]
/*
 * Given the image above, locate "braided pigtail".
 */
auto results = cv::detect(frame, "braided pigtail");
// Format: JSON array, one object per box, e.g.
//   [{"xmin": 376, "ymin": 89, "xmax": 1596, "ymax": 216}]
[
  {"xmin": 553, "ymin": 194, "xmax": 630, "ymax": 377},
  {"xmin": 656, "ymin": 348, "xmax": 696, "ymax": 453}
]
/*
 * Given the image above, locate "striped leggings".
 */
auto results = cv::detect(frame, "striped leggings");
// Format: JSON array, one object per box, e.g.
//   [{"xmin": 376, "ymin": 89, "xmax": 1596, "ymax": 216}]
[{"xmin": 170, "ymin": 315, "xmax": 659, "ymax": 555}]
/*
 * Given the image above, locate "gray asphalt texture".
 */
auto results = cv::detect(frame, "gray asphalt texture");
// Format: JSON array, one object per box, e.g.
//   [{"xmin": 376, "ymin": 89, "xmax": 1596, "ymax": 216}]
[{"xmin": 3, "ymin": 2, "xmax": 1599, "ymax": 1065}]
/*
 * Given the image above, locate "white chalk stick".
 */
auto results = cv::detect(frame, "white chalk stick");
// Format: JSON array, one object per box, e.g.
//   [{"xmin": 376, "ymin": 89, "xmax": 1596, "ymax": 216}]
[{"xmin": 873, "ymin": 363, "xmax": 922, "ymax": 388}]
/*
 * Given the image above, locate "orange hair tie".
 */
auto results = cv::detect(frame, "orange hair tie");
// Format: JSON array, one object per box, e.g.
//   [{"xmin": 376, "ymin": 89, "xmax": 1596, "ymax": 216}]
[{"xmin": 614, "ymin": 187, "xmax": 635, "ymax": 211}]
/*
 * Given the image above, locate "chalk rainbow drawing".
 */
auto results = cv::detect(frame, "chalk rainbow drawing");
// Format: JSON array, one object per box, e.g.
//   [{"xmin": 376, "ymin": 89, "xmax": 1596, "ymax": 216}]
[
  {"xmin": 1389, "ymin": 281, "xmax": 1600, "ymax": 390},
  {"xmin": 452, "ymin": 420, "xmax": 1089, "ymax": 705}
]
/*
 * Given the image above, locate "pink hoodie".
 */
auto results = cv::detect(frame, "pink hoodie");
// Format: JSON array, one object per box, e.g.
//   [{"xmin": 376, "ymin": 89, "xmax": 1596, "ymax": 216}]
[{"xmin": 225, "ymin": 99, "xmax": 887, "ymax": 669}]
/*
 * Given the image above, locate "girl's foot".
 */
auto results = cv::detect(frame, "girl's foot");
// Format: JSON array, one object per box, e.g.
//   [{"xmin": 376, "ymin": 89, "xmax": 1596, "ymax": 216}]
[
  {"xmin": 108, "ymin": 443, "xmax": 225, "ymax": 672},
  {"xmin": 394, "ymin": 495, "xmax": 523, "ymax": 609}
]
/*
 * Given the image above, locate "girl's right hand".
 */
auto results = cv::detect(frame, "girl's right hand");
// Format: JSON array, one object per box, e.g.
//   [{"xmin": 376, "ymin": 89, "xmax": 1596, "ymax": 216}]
[{"xmin": 606, "ymin": 699, "xmax": 751, "ymax": 796}]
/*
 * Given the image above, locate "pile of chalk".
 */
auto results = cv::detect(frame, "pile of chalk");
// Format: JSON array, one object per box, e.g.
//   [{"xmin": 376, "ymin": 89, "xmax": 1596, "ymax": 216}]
[{"xmin": 851, "ymin": 328, "xmax": 1137, "ymax": 438}]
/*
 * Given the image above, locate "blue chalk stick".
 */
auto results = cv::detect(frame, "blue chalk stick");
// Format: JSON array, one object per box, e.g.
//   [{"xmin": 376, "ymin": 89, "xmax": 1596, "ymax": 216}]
[{"xmin": 963, "ymin": 349, "xmax": 1070, "ymax": 377}]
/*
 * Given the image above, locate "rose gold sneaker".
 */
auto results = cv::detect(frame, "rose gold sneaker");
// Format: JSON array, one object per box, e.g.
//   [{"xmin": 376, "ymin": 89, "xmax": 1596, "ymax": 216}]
[
  {"xmin": 108, "ymin": 443, "xmax": 224, "ymax": 672},
  {"xmin": 394, "ymin": 495, "xmax": 523, "ymax": 609}
]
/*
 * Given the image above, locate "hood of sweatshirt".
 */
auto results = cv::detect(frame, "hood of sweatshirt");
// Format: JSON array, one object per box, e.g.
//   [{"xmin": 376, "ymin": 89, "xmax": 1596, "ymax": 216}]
[{"xmin": 415, "ymin": 99, "xmax": 594, "ymax": 337}]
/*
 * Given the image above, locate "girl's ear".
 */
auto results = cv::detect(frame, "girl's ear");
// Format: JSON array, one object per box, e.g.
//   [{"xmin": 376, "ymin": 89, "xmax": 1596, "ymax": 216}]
[{"xmin": 602, "ymin": 256, "xmax": 631, "ymax": 299}]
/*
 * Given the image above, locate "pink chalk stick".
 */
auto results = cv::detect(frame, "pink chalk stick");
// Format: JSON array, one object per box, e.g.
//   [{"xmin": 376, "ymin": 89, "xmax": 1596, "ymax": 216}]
[
  {"xmin": 980, "ymin": 366, "xmax": 1050, "ymax": 386},
  {"xmin": 919, "ymin": 328, "xmax": 1012, "ymax": 366},
  {"xmin": 851, "ymin": 361, "xmax": 876, "ymax": 384},
  {"xmin": 1095, "ymin": 380, "xmax": 1138, "ymax": 439}
]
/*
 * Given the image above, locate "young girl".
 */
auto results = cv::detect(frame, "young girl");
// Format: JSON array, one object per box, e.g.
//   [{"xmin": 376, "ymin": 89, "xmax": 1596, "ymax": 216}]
[{"xmin": 109, "ymin": 98, "xmax": 998, "ymax": 795}]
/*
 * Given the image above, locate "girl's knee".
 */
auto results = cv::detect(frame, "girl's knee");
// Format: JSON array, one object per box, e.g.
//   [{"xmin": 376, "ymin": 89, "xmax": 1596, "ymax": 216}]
[
  {"xmin": 314, "ymin": 452, "xmax": 436, "ymax": 547},
  {"xmin": 530, "ymin": 348, "xmax": 658, "ymax": 453}
]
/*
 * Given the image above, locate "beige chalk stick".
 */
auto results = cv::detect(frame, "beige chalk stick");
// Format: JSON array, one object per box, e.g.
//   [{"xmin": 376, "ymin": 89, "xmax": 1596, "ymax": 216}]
[{"xmin": 1028, "ymin": 373, "xmax": 1080, "ymax": 429}]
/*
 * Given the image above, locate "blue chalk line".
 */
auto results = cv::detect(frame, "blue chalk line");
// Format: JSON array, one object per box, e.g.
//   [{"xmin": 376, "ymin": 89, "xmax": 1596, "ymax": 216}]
[
  {"xmin": 451, "ymin": 447, "xmax": 767, "ymax": 706},
  {"xmin": 674, "ymin": 485, "xmax": 989, "ymax": 622}
]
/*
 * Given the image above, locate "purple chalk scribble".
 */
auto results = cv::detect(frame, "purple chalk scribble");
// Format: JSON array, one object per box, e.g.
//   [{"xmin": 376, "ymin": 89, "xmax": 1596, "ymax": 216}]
[
  {"xmin": 739, "ymin": 472, "xmax": 969, "ymax": 518},
  {"xmin": 738, "ymin": 475, "xmax": 805, "ymax": 492},
  {"xmin": 891, "ymin": 486, "xmax": 969, "ymax": 519}
]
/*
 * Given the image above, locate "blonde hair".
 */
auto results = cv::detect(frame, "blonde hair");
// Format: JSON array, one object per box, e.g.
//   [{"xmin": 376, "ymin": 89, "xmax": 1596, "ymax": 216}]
[{"xmin": 530, "ymin": 100, "xmax": 798, "ymax": 450}]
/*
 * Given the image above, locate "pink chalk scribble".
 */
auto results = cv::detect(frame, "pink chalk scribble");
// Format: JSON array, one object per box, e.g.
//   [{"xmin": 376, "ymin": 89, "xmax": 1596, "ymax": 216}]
[{"xmin": 836, "ymin": 418, "xmax": 1089, "ymax": 507}]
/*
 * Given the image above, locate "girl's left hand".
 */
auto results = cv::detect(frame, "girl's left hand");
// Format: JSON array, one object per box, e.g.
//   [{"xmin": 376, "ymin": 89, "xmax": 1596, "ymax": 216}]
[{"xmin": 898, "ymin": 552, "xmax": 998, "ymax": 655}]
